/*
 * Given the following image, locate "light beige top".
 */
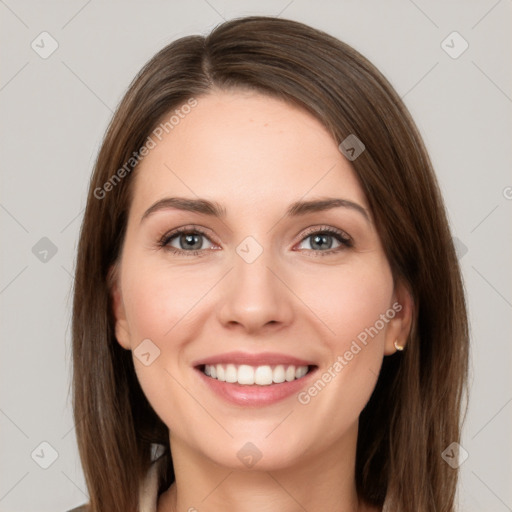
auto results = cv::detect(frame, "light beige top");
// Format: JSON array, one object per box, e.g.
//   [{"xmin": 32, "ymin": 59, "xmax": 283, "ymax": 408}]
[{"xmin": 138, "ymin": 458, "xmax": 161, "ymax": 512}]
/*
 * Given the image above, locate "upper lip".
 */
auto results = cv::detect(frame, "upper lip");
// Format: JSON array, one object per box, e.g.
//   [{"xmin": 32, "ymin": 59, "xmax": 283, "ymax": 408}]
[{"xmin": 192, "ymin": 351, "xmax": 315, "ymax": 368}]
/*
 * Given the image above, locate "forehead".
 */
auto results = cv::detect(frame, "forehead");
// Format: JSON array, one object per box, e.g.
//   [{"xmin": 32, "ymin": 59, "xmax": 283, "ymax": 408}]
[{"xmin": 130, "ymin": 89, "xmax": 368, "ymax": 216}]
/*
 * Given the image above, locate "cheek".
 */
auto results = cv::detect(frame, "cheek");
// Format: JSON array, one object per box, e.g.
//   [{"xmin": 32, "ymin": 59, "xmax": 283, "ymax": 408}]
[
  {"xmin": 298, "ymin": 257, "xmax": 394, "ymax": 349},
  {"xmin": 120, "ymin": 260, "xmax": 221, "ymax": 429},
  {"xmin": 294, "ymin": 259, "xmax": 394, "ymax": 416},
  {"xmin": 122, "ymin": 259, "xmax": 217, "ymax": 341},
  {"xmin": 122, "ymin": 264, "xmax": 202, "ymax": 435}
]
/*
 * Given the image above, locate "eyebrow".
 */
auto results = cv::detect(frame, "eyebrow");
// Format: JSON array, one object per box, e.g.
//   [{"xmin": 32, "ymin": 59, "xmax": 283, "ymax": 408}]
[{"xmin": 140, "ymin": 196, "xmax": 370, "ymax": 224}]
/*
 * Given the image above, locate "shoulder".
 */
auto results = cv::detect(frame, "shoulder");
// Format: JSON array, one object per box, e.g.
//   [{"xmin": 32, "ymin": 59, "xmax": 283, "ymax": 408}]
[{"xmin": 67, "ymin": 505, "xmax": 89, "ymax": 512}]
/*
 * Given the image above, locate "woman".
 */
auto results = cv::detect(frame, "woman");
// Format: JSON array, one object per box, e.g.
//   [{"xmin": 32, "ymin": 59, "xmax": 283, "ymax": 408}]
[{"xmin": 70, "ymin": 15, "xmax": 469, "ymax": 512}]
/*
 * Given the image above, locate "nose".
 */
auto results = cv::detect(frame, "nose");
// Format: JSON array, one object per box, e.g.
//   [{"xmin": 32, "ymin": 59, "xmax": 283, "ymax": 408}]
[{"xmin": 216, "ymin": 244, "xmax": 295, "ymax": 335}]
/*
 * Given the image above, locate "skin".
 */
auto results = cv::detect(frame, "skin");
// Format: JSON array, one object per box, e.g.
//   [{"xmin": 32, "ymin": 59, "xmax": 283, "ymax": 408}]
[{"xmin": 111, "ymin": 89, "xmax": 413, "ymax": 512}]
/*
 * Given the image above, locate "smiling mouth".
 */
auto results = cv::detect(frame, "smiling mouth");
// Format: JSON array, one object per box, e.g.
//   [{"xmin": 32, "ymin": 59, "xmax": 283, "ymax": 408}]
[{"xmin": 198, "ymin": 363, "xmax": 316, "ymax": 386}]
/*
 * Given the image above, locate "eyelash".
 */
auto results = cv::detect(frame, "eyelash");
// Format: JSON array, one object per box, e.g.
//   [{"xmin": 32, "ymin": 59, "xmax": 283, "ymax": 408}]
[{"xmin": 157, "ymin": 224, "xmax": 353, "ymax": 257}]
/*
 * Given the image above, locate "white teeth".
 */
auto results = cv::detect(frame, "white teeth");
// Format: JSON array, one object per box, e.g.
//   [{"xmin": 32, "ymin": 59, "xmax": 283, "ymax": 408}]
[
  {"xmin": 225, "ymin": 364, "xmax": 237, "ymax": 383},
  {"xmin": 202, "ymin": 364, "xmax": 310, "ymax": 386},
  {"xmin": 238, "ymin": 364, "xmax": 254, "ymax": 385},
  {"xmin": 254, "ymin": 365, "xmax": 273, "ymax": 386},
  {"xmin": 295, "ymin": 366, "xmax": 308, "ymax": 379},
  {"xmin": 216, "ymin": 364, "xmax": 226, "ymax": 382},
  {"xmin": 273, "ymin": 365, "xmax": 286, "ymax": 383},
  {"xmin": 285, "ymin": 366, "xmax": 296, "ymax": 382}
]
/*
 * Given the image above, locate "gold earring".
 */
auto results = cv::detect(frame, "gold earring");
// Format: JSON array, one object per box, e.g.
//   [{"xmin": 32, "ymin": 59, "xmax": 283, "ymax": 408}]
[{"xmin": 394, "ymin": 340, "xmax": 404, "ymax": 351}]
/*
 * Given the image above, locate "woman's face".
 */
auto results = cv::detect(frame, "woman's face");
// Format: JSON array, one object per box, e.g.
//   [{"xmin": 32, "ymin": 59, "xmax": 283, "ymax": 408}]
[{"xmin": 111, "ymin": 89, "xmax": 411, "ymax": 470}]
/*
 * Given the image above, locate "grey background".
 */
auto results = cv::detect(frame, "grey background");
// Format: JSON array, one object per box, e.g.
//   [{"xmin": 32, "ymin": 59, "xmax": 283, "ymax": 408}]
[{"xmin": 1, "ymin": 1, "xmax": 511, "ymax": 511}]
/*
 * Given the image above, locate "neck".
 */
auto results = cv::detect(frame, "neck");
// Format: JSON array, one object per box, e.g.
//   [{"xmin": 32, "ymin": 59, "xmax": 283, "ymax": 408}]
[{"xmin": 158, "ymin": 422, "xmax": 372, "ymax": 512}]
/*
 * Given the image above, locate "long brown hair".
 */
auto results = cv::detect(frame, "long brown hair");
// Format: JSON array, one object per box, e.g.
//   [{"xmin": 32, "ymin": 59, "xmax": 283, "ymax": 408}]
[{"xmin": 71, "ymin": 15, "xmax": 469, "ymax": 512}]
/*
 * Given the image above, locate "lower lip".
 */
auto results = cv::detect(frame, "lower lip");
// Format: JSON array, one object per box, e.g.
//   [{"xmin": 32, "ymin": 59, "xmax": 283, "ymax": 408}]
[{"xmin": 195, "ymin": 367, "xmax": 317, "ymax": 406}]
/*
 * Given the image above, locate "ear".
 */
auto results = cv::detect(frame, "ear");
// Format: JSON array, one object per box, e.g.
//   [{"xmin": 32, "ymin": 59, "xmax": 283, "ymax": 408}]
[
  {"xmin": 383, "ymin": 280, "xmax": 414, "ymax": 356},
  {"xmin": 108, "ymin": 264, "xmax": 132, "ymax": 350}
]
